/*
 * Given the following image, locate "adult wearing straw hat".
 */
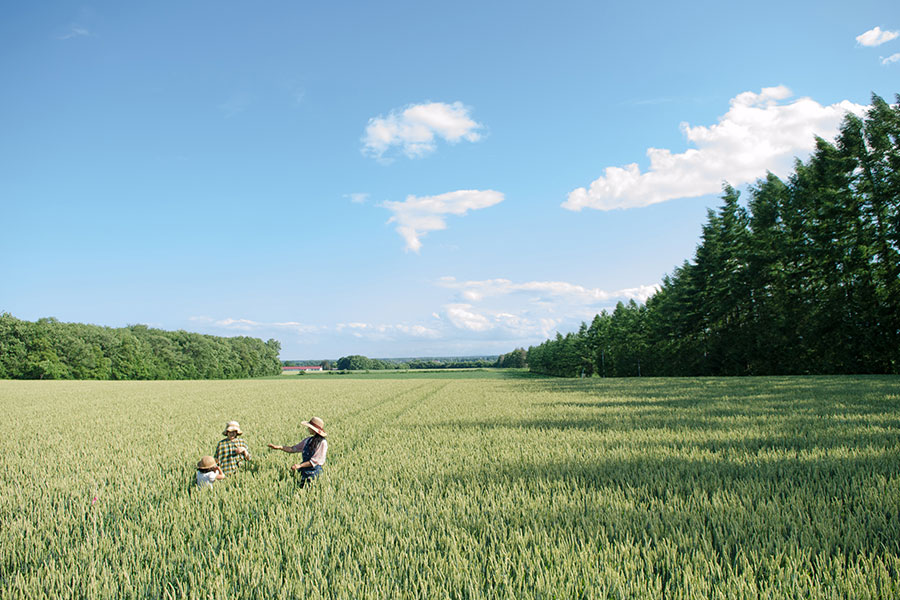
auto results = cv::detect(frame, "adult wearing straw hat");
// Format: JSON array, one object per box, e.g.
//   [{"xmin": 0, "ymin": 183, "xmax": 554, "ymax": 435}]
[
  {"xmin": 268, "ymin": 417, "xmax": 328, "ymax": 488},
  {"xmin": 215, "ymin": 420, "xmax": 251, "ymax": 475}
]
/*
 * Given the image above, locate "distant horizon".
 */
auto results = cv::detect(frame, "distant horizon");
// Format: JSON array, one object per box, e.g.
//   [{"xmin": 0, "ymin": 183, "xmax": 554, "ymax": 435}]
[
  {"xmin": 282, "ymin": 354, "xmax": 502, "ymax": 363},
  {"xmin": 1, "ymin": 312, "xmax": 509, "ymax": 362}
]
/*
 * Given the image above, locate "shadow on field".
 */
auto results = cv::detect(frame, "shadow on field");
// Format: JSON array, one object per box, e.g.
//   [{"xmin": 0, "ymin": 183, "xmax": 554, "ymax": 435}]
[
  {"xmin": 432, "ymin": 406, "xmax": 900, "ymax": 457},
  {"xmin": 489, "ymin": 375, "xmax": 900, "ymax": 428},
  {"xmin": 512, "ymin": 374, "xmax": 900, "ymax": 407},
  {"xmin": 433, "ymin": 375, "xmax": 900, "ymax": 450},
  {"xmin": 437, "ymin": 446, "xmax": 900, "ymax": 560},
  {"xmin": 428, "ymin": 376, "xmax": 900, "ymax": 560}
]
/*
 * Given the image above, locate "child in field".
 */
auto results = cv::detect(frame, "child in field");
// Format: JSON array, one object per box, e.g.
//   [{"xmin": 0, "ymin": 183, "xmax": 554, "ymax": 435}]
[
  {"xmin": 196, "ymin": 456, "xmax": 224, "ymax": 488},
  {"xmin": 267, "ymin": 417, "xmax": 328, "ymax": 488},
  {"xmin": 215, "ymin": 420, "xmax": 251, "ymax": 475}
]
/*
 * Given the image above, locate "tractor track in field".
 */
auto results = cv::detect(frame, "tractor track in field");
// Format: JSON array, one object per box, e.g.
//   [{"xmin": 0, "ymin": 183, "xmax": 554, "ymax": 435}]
[
  {"xmin": 330, "ymin": 381, "xmax": 451, "ymax": 465},
  {"xmin": 328, "ymin": 381, "xmax": 433, "ymax": 427}
]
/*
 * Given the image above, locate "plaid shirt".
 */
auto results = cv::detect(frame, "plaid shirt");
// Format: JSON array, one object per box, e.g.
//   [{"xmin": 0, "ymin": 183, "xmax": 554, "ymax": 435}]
[{"xmin": 215, "ymin": 437, "xmax": 250, "ymax": 475}]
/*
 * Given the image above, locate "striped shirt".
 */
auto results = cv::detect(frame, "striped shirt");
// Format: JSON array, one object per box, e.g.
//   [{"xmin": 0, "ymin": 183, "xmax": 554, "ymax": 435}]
[{"xmin": 215, "ymin": 437, "xmax": 250, "ymax": 475}]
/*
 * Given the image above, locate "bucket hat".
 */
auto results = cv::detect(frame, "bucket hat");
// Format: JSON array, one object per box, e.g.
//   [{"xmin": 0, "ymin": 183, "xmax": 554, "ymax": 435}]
[{"xmin": 223, "ymin": 421, "xmax": 243, "ymax": 436}]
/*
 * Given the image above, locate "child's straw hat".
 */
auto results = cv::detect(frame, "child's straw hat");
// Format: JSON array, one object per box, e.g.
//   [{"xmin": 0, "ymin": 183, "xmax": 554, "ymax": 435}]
[{"xmin": 197, "ymin": 456, "xmax": 218, "ymax": 470}]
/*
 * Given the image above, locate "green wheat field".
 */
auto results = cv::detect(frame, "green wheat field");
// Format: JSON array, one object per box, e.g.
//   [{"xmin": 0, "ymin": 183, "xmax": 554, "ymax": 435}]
[{"xmin": 1, "ymin": 375, "xmax": 899, "ymax": 599}]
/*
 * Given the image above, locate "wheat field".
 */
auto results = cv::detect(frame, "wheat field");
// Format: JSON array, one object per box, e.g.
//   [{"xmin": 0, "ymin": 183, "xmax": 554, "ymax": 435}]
[{"xmin": 1, "ymin": 375, "xmax": 898, "ymax": 599}]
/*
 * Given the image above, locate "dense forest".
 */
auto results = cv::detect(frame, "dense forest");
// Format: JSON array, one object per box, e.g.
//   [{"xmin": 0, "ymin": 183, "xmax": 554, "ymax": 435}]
[
  {"xmin": 0, "ymin": 314, "xmax": 282, "ymax": 380},
  {"xmin": 527, "ymin": 93, "xmax": 900, "ymax": 377}
]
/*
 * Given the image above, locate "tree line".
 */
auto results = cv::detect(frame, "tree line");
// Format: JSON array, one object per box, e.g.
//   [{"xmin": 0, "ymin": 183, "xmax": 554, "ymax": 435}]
[
  {"xmin": 527, "ymin": 93, "xmax": 900, "ymax": 377},
  {"xmin": 0, "ymin": 314, "xmax": 282, "ymax": 380},
  {"xmin": 333, "ymin": 355, "xmax": 497, "ymax": 370},
  {"xmin": 495, "ymin": 348, "xmax": 527, "ymax": 368}
]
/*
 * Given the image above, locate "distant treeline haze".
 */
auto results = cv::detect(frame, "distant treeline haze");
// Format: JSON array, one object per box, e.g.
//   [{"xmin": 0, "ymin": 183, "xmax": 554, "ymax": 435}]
[
  {"xmin": 0, "ymin": 314, "xmax": 282, "ymax": 380},
  {"xmin": 528, "ymin": 93, "xmax": 900, "ymax": 377},
  {"xmin": 330, "ymin": 355, "xmax": 499, "ymax": 370},
  {"xmin": 282, "ymin": 355, "xmax": 519, "ymax": 371}
]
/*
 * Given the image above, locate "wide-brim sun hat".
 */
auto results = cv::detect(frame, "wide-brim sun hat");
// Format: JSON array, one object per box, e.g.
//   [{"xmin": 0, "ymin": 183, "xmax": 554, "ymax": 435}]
[
  {"xmin": 302, "ymin": 416, "xmax": 327, "ymax": 437},
  {"xmin": 197, "ymin": 455, "xmax": 218, "ymax": 470},
  {"xmin": 223, "ymin": 420, "xmax": 243, "ymax": 436}
]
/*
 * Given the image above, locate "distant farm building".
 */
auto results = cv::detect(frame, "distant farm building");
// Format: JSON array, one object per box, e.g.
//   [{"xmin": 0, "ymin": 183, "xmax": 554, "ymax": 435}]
[{"xmin": 282, "ymin": 365, "xmax": 323, "ymax": 372}]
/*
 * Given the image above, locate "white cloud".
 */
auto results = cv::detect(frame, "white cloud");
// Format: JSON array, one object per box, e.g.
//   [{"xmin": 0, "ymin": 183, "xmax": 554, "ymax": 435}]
[
  {"xmin": 445, "ymin": 304, "xmax": 493, "ymax": 332},
  {"xmin": 438, "ymin": 277, "xmax": 660, "ymax": 304},
  {"xmin": 433, "ymin": 276, "xmax": 662, "ymax": 343},
  {"xmin": 189, "ymin": 316, "xmax": 320, "ymax": 335},
  {"xmin": 397, "ymin": 324, "xmax": 440, "ymax": 337},
  {"xmin": 345, "ymin": 193, "xmax": 369, "ymax": 204},
  {"xmin": 58, "ymin": 25, "xmax": 90, "ymax": 40},
  {"xmin": 192, "ymin": 315, "xmax": 442, "ymax": 345},
  {"xmin": 857, "ymin": 26, "xmax": 899, "ymax": 47},
  {"xmin": 882, "ymin": 53, "xmax": 900, "ymax": 65},
  {"xmin": 335, "ymin": 322, "xmax": 441, "ymax": 340},
  {"xmin": 216, "ymin": 318, "xmax": 258, "ymax": 330},
  {"xmin": 187, "ymin": 275, "xmax": 662, "ymax": 355},
  {"xmin": 362, "ymin": 101, "xmax": 483, "ymax": 160},
  {"xmin": 563, "ymin": 86, "xmax": 866, "ymax": 211},
  {"xmin": 383, "ymin": 189, "xmax": 503, "ymax": 252},
  {"xmin": 440, "ymin": 303, "xmax": 561, "ymax": 340}
]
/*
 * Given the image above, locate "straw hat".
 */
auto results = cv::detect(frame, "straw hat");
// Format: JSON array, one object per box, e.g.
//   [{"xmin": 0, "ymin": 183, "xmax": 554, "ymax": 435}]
[
  {"xmin": 223, "ymin": 420, "xmax": 243, "ymax": 436},
  {"xmin": 197, "ymin": 456, "xmax": 218, "ymax": 470},
  {"xmin": 302, "ymin": 417, "xmax": 327, "ymax": 437}
]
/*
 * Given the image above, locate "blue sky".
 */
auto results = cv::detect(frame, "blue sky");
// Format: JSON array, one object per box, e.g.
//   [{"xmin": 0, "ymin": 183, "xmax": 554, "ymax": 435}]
[{"xmin": 2, "ymin": 1, "xmax": 898, "ymax": 359}]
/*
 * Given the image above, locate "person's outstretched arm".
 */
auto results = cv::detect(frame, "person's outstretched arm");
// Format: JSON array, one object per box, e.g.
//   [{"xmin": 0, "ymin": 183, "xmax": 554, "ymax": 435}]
[{"xmin": 268, "ymin": 441, "xmax": 304, "ymax": 453}]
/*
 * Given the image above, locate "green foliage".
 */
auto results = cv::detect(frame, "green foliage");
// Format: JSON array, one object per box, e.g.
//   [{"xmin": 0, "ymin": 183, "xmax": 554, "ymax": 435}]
[
  {"xmin": 1, "ymin": 376, "xmax": 898, "ymax": 598},
  {"xmin": 406, "ymin": 358, "xmax": 495, "ymax": 369},
  {"xmin": 336, "ymin": 354, "xmax": 376, "ymax": 370},
  {"xmin": 0, "ymin": 314, "xmax": 282, "ymax": 380},
  {"xmin": 495, "ymin": 348, "xmax": 527, "ymax": 368},
  {"xmin": 530, "ymin": 93, "xmax": 900, "ymax": 377},
  {"xmin": 335, "ymin": 355, "xmax": 496, "ymax": 370}
]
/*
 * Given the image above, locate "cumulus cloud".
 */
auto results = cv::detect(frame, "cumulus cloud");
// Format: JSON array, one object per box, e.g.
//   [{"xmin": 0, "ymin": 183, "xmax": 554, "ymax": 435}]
[
  {"xmin": 215, "ymin": 318, "xmax": 259, "ymax": 330},
  {"xmin": 442, "ymin": 304, "xmax": 559, "ymax": 339},
  {"xmin": 433, "ymin": 276, "xmax": 662, "ymax": 342},
  {"xmin": 188, "ymin": 274, "xmax": 663, "ymax": 354},
  {"xmin": 335, "ymin": 322, "xmax": 441, "ymax": 340},
  {"xmin": 882, "ymin": 53, "xmax": 900, "ymax": 65},
  {"xmin": 383, "ymin": 189, "xmax": 504, "ymax": 252},
  {"xmin": 438, "ymin": 277, "xmax": 660, "ymax": 304},
  {"xmin": 563, "ymin": 86, "xmax": 866, "ymax": 211},
  {"xmin": 857, "ymin": 26, "xmax": 899, "ymax": 47},
  {"xmin": 362, "ymin": 101, "xmax": 483, "ymax": 160},
  {"xmin": 189, "ymin": 316, "xmax": 321, "ymax": 335},
  {"xmin": 191, "ymin": 315, "xmax": 443, "ymax": 344},
  {"xmin": 444, "ymin": 304, "xmax": 493, "ymax": 332}
]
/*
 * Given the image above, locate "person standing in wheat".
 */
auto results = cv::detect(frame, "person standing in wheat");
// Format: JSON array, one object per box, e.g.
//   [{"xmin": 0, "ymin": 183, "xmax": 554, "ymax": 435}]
[
  {"xmin": 215, "ymin": 420, "xmax": 251, "ymax": 475},
  {"xmin": 267, "ymin": 417, "xmax": 328, "ymax": 488}
]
